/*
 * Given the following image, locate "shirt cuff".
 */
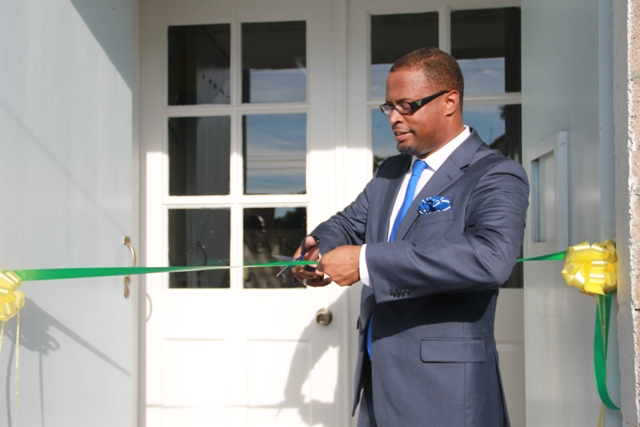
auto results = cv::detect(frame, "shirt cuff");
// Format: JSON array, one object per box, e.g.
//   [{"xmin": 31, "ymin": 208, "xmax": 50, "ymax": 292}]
[{"xmin": 359, "ymin": 244, "xmax": 371, "ymax": 287}]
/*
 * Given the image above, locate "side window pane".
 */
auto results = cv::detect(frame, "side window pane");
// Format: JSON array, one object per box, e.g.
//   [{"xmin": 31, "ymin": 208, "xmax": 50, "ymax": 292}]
[
  {"xmin": 451, "ymin": 8, "xmax": 521, "ymax": 94},
  {"xmin": 370, "ymin": 12, "xmax": 439, "ymax": 99},
  {"xmin": 243, "ymin": 207, "xmax": 306, "ymax": 289},
  {"xmin": 169, "ymin": 116, "xmax": 230, "ymax": 196},
  {"xmin": 242, "ymin": 21, "xmax": 306, "ymax": 103},
  {"xmin": 371, "ymin": 109, "xmax": 395, "ymax": 172},
  {"xmin": 464, "ymin": 104, "xmax": 521, "ymax": 163},
  {"xmin": 168, "ymin": 24, "xmax": 231, "ymax": 106},
  {"xmin": 169, "ymin": 209, "xmax": 231, "ymax": 289},
  {"xmin": 243, "ymin": 114, "xmax": 306, "ymax": 195}
]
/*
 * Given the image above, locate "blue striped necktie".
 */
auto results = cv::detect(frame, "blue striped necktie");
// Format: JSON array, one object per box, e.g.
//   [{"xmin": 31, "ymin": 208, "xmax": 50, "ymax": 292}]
[{"xmin": 367, "ymin": 160, "xmax": 427, "ymax": 359}]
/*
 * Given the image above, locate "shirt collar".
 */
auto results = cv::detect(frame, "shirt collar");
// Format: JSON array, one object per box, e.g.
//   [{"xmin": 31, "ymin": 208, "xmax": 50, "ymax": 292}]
[{"xmin": 412, "ymin": 126, "xmax": 471, "ymax": 171}]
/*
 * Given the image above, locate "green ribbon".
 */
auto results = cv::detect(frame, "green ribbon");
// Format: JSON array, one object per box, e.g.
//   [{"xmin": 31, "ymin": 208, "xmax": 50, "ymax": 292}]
[
  {"xmin": 595, "ymin": 292, "xmax": 619, "ymax": 410},
  {"xmin": 517, "ymin": 250, "xmax": 567, "ymax": 262},
  {"xmin": 11, "ymin": 261, "xmax": 315, "ymax": 282}
]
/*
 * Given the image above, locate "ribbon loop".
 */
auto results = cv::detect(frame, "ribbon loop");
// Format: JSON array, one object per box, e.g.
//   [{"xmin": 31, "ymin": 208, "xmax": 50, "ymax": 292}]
[
  {"xmin": 561, "ymin": 240, "xmax": 617, "ymax": 296},
  {"xmin": 0, "ymin": 271, "xmax": 24, "ymax": 322}
]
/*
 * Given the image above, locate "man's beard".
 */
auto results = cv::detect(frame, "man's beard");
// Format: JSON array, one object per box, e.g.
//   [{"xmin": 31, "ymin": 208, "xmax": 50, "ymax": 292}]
[{"xmin": 397, "ymin": 144, "xmax": 416, "ymax": 156}]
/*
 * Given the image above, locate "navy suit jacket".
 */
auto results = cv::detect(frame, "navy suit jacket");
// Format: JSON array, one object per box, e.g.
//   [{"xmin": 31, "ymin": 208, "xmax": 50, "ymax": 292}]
[{"xmin": 312, "ymin": 130, "xmax": 529, "ymax": 426}]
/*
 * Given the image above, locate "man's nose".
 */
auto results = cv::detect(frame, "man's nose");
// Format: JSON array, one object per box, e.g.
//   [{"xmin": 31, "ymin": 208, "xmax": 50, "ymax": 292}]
[{"xmin": 388, "ymin": 107, "xmax": 403, "ymax": 124}]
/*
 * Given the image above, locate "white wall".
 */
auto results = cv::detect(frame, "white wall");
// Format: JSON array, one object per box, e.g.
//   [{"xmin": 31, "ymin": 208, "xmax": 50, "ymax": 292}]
[
  {"xmin": 0, "ymin": 0, "xmax": 134, "ymax": 426},
  {"xmin": 522, "ymin": 0, "xmax": 622, "ymax": 425}
]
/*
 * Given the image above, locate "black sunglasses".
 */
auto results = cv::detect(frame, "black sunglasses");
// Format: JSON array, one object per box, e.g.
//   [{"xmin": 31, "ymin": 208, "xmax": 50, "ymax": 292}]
[{"xmin": 380, "ymin": 90, "xmax": 449, "ymax": 116}]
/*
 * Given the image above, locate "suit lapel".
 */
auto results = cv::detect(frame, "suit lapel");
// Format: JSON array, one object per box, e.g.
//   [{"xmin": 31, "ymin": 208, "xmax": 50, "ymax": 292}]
[
  {"xmin": 393, "ymin": 131, "xmax": 484, "ymax": 241},
  {"xmin": 378, "ymin": 155, "xmax": 412, "ymax": 242}
]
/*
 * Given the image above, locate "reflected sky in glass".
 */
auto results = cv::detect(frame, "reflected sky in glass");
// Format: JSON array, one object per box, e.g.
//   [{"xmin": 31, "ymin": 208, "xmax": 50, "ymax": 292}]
[
  {"xmin": 371, "ymin": 64, "xmax": 392, "ymax": 100},
  {"xmin": 464, "ymin": 104, "xmax": 505, "ymax": 146},
  {"xmin": 248, "ymin": 68, "xmax": 306, "ymax": 103},
  {"xmin": 459, "ymin": 58, "xmax": 505, "ymax": 95},
  {"xmin": 371, "ymin": 109, "xmax": 396, "ymax": 171},
  {"xmin": 244, "ymin": 114, "xmax": 306, "ymax": 194}
]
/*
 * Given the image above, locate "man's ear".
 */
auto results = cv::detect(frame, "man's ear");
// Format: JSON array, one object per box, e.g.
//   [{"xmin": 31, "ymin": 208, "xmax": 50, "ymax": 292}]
[{"xmin": 443, "ymin": 90, "xmax": 461, "ymax": 116}]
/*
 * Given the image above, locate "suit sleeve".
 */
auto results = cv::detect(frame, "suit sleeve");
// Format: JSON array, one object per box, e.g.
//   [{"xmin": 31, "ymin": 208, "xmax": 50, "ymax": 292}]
[{"xmin": 365, "ymin": 158, "xmax": 529, "ymax": 304}]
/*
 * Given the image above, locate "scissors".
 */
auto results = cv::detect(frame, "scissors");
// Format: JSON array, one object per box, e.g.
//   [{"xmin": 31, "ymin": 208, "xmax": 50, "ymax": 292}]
[{"xmin": 274, "ymin": 236, "xmax": 319, "ymax": 278}]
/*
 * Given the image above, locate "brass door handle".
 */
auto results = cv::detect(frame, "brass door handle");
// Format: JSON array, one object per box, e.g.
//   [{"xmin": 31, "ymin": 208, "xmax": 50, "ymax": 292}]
[
  {"xmin": 123, "ymin": 236, "xmax": 137, "ymax": 298},
  {"xmin": 315, "ymin": 308, "xmax": 333, "ymax": 326}
]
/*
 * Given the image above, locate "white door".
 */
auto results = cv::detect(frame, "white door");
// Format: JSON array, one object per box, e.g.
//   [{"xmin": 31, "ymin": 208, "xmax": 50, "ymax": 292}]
[
  {"xmin": 140, "ymin": 1, "xmax": 348, "ymax": 426},
  {"xmin": 345, "ymin": 1, "xmax": 526, "ymax": 426}
]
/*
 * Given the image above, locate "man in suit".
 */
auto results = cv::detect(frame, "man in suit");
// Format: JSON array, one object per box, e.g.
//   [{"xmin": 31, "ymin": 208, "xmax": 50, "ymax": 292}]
[{"xmin": 292, "ymin": 47, "xmax": 529, "ymax": 426}]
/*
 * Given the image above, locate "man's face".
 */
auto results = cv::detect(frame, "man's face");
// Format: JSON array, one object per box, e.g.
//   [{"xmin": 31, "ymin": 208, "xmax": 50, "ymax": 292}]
[{"xmin": 385, "ymin": 68, "xmax": 450, "ymax": 158}]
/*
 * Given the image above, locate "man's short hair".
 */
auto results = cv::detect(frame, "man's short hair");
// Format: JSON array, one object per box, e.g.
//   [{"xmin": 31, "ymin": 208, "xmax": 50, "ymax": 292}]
[{"xmin": 390, "ymin": 47, "xmax": 464, "ymax": 104}]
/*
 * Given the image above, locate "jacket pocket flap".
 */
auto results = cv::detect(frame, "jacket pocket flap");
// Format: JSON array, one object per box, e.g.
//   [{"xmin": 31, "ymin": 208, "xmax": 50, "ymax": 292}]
[{"xmin": 420, "ymin": 338, "xmax": 486, "ymax": 363}]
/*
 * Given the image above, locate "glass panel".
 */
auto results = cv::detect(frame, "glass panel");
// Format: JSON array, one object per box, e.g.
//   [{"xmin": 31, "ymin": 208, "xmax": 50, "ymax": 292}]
[
  {"xmin": 533, "ymin": 152, "xmax": 557, "ymax": 243},
  {"xmin": 243, "ymin": 207, "xmax": 307, "ymax": 289},
  {"xmin": 169, "ymin": 116, "xmax": 230, "ymax": 196},
  {"xmin": 243, "ymin": 114, "xmax": 306, "ymax": 194},
  {"xmin": 242, "ymin": 21, "xmax": 306, "ymax": 103},
  {"xmin": 168, "ymin": 24, "xmax": 231, "ymax": 105},
  {"xmin": 464, "ymin": 104, "xmax": 522, "ymax": 164},
  {"xmin": 451, "ymin": 8, "xmax": 521, "ymax": 95},
  {"xmin": 371, "ymin": 109, "xmax": 396, "ymax": 172},
  {"xmin": 169, "ymin": 209, "xmax": 230, "ymax": 288},
  {"xmin": 370, "ymin": 13, "xmax": 439, "ymax": 99}
]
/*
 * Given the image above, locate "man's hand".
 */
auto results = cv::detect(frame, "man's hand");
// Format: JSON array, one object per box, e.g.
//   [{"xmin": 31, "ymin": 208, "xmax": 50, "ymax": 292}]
[
  {"xmin": 316, "ymin": 245, "xmax": 361, "ymax": 287},
  {"xmin": 292, "ymin": 236, "xmax": 331, "ymax": 287}
]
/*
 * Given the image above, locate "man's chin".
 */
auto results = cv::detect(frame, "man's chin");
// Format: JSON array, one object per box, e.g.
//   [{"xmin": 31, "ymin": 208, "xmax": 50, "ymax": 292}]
[{"xmin": 397, "ymin": 144, "xmax": 416, "ymax": 156}]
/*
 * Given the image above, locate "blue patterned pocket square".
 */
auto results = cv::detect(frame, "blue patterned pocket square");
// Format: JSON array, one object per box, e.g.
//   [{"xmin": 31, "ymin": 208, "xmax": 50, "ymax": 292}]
[{"xmin": 418, "ymin": 196, "xmax": 451, "ymax": 215}]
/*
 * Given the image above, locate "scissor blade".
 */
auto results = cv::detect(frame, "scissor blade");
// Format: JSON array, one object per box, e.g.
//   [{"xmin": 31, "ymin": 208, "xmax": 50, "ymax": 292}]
[{"xmin": 274, "ymin": 254, "xmax": 301, "ymax": 277}]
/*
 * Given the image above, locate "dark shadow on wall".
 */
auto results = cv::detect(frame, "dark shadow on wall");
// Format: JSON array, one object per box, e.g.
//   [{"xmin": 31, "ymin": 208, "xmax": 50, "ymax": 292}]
[
  {"xmin": 1, "ymin": 298, "xmax": 130, "ymax": 427},
  {"xmin": 68, "ymin": 0, "xmax": 132, "ymax": 89}
]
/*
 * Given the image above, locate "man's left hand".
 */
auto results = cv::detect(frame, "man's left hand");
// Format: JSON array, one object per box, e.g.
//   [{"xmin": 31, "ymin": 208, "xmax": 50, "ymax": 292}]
[{"xmin": 316, "ymin": 245, "xmax": 361, "ymax": 287}]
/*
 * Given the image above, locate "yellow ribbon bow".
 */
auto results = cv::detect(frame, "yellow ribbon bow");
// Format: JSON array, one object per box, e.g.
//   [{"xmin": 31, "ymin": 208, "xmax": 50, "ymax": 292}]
[
  {"xmin": 561, "ymin": 240, "xmax": 617, "ymax": 296},
  {"xmin": 0, "ymin": 270, "xmax": 24, "ymax": 321}
]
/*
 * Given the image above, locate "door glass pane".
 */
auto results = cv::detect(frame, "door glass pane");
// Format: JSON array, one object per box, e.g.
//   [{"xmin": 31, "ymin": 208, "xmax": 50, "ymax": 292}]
[
  {"xmin": 371, "ymin": 109, "xmax": 395, "ymax": 172},
  {"xmin": 243, "ymin": 207, "xmax": 306, "ymax": 289},
  {"xmin": 465, "ymin": 104, "xmax": 522, "ymax": 164},
  {"xmin": 242, "ymin": 21, "xmax": 306, "ymax": 103},
  {"xmin": 169, "ymin": 208, "xmax": 230, "ymax": 288},
  {"xmin": 168, "ymin": 24, "xmax": 231, "ymax": 105},
  {"xmin": 243, "ymin": 113, "xmax": 306, "ymax": 194},
  {"xmin": 370, "ymin": 12, "xmax": 439, "ymax": 99},
  {"xmin": 169, "ymin": 116, "xmax": 230, "ymax": 196},
  {"xmin": 451, "ymin": 8, "xmax": 521, "ymax": 95}
]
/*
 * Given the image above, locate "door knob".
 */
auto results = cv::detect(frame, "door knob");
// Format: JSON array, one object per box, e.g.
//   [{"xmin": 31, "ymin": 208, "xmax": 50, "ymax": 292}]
[{"xmin": 315, "ymin": 308, "xmax": 333, "ymax": 326}]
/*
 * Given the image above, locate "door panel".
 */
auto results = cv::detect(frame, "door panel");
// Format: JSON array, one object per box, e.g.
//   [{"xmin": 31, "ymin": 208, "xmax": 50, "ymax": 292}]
[{"xmin": 141, "ymin": 1, "xmax": 345, "ymax": 425}]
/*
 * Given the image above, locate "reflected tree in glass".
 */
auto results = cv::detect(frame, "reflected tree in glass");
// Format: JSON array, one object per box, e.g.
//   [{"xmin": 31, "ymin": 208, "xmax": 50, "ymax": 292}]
[{"xmin": 243, "ymin": 207, "xmax": 306, "ymax": 289}]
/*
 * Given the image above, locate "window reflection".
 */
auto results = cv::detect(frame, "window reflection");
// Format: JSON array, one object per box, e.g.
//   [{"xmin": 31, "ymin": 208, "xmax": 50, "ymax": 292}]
[
  {"xmin": 465, "ymin": 104, "xmax": 521, "ymax": 164},
  {"xmin": 370, "ymin": 12, "xmax": 439, "ymax": 99},
  {"xmin": 169, "ymin": 116, "xmax": 230, "ymax": 196},
  {"xmin": 243, "ymin": 114, "xmax": 306, "ymax": 194},
  {"xmin": 451, "ymin": 8, "xmax": 521, "ymax": 94},
  {"xmin": 244, "ymin": 207, "xmax": 306, "ymax": 289},
  {"xmin": 371, "ymin": 109, "xmax": 396, "ymax": 172},
  {"xmin": 168, "ymin": 24, "xmax": 231, "ymax": 105},
  {"xmin": 169, "ymin": 209, "xmax": 230, "ymax": 289},
  {"xmin": 242, "ymin": 21, "xmax": 306, "ymax": 103}
]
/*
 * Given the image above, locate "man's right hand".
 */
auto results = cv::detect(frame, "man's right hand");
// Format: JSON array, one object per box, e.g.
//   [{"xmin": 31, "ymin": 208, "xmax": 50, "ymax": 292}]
[{"xmin": 292, "ymin": 236, "xmax": 331, "ymax": 287}]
